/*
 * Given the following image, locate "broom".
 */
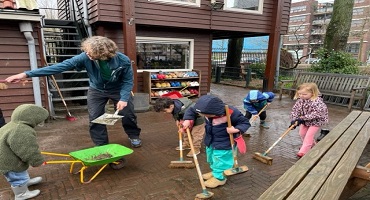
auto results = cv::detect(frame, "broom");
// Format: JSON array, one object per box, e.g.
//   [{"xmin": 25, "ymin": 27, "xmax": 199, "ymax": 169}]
[
  {"xmin": 253, "ymin": 121, "xmax": 297, "ymax": 165},
  {"xmin": 249, "ymin": 103, "xmax": 269, "ymax": 126},
  {"xmin": 50, "ymin": 75, "xmax": 77, "ymax": 121},
  {"xmin": 223, "ymin": 105, "xmax": 249, "ymax": 176},
  {"xmin": 186, "ymin": 128, "xmax": 214, "ymax": 200},
  {"xmin": 168, "ymin": 126, "xmax": 195, "ymax": 169}
]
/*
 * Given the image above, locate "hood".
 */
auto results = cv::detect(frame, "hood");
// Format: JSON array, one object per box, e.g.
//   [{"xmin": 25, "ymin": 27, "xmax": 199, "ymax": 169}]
[
  {"xmin": 193, "ymin": 95, "xmax": 225, "ymax": 116},
  {"xmin": 11, "ymin": 104, "xmax": 49, "ymax": 127}
]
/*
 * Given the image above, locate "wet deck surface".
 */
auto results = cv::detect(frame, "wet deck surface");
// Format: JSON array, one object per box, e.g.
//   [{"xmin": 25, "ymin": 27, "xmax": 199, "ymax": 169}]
[{"xmin": 1, "ymin": 84, "xmax": 369, "ymax": 200}]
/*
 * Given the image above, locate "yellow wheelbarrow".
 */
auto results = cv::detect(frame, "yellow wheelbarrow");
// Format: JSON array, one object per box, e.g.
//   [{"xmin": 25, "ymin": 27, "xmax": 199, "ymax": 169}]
[{"xmin": 42, "ymin": 144, "xmax": 133, "ymax": 184}]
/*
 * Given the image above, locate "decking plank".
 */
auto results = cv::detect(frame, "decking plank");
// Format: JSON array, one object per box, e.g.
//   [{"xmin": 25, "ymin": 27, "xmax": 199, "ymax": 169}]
[{"xmin": 258, "ymin": 111, "xmax": 362, "ymax": 200}]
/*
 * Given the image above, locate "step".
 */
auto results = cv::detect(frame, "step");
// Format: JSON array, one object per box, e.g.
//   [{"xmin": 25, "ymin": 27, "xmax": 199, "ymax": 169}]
[
  {"xmin": 60, "ymin": 70, "xmax": 87, "ymax": 73},
  {"xmin": 46, "ymin": 55, "xmax": 78, "ymax": 57},
  {"xmin": 52, "ymin": 96, "xmax": 87, "ymax": 101},
  {"xmin": 43, "ymin": 32, "xmax": 79, "ymax": 36},
  {"xmin": 45, "ymin": 39, "xmax": 81, "ymax": 43},
  {"xmin": 46, "ymin": 46, "xmax": 81, "ymax": 50},
  {"xmin": 44, "ymin": 19, "xmax": 75, "ymax": 26},
  {"xmin": 43, "ymin": 25, "xmax": 78, "ymax": 29},
  {"xmin": 55, "ymin": 78, "xmax": 90, "ymax": 82},
  {"xmin": 49, "ymin": 86, "xmax": 89, "ymax": 92},
  {"xmin": 53, "ymin": 105, "xmax": 88, "ymax": 112}
]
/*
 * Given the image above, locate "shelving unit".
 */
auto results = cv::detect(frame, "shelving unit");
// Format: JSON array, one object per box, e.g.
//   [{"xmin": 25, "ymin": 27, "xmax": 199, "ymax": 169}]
[{"xmin": 143, "ymin": 70, "xmax": 201, "ymax": 102}]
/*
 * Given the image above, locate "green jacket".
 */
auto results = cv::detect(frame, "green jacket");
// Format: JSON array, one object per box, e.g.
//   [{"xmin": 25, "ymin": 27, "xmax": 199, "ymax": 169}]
[
  {"xmin": 173, "ymin": 98, "xmax": 204, "ymax": 126},
  {"xmin": 0, "ymin": 104, "xmax": 49, "ymax": 174}
]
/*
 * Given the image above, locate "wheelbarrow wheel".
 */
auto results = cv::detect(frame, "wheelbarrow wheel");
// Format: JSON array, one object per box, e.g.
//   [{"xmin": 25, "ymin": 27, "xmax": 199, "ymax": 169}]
[{"xmin": 109, "ymin": 157, "xmax": 127, "ymax": 170}]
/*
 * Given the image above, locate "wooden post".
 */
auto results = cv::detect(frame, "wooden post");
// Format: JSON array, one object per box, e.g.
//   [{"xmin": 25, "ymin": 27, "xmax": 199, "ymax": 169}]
[
  {"xmin": 264, "ymin": 0, "xmax": 284, "ymax": 91},
  {"xmin": 122, "ymin": 0, "xmax": 138, "ymax": 92}
]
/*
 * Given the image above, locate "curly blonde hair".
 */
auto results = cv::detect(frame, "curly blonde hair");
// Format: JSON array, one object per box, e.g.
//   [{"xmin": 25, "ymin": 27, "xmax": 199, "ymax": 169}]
[
  {"xmin": 294, "ymin": 82, "xmax": 321, "ymax": 100},
  {"xmin": 81, "ymin": 36, "xmax": 118, "ymax": 60}
]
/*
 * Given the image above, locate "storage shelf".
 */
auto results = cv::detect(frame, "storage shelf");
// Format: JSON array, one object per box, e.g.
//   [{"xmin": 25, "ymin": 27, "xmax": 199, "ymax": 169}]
[
  {"xmin": 150, "ymin": 86, "xmax": 199, "ymax": 90},
  {"xmin": 143, "ymin": 70, "xmax": 201, "ymax": 102},
  {"xmin": 150, "ymin": 77, "xmax": 199, "ymax": 81}
]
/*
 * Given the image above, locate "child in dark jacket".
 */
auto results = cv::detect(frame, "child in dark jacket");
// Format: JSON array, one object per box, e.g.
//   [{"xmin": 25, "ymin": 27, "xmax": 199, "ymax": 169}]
[
  {"xmin": 182, "ymin": 95, "xmax": 250, "ymax": 188},
  {"xmin": 154, "ymin": 97, "xmax": 205, "ymax": 157},
  {"xmin": 243, "ymin": 90, "xmax": 275, "ymax": 129},
  {"xmin": 290, "ymin": 83, "xmax": 329, "ymax": 158},
  {"xmin": 0, "ymin": 104, "xmax": 49, "ymax": 199}
]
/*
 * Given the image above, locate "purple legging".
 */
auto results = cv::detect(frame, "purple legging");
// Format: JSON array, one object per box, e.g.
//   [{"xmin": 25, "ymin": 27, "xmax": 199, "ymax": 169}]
[{"xmin": 298, "ymin": 125, "xmax": 320, "ymax": 155}]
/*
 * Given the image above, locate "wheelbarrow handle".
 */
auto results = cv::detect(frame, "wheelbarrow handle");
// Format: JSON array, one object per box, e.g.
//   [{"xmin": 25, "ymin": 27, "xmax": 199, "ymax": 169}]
[{"xmin": 41, "ymin": 151, "xmax": 70, "ymax": 157}]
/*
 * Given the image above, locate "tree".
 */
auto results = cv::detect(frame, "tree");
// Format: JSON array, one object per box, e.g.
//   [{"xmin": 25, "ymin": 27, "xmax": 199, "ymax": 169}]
[
  {"xmin": 224, "ymin": 38, "xmax": 244, "ymax": 78},
  {"xmin": 37, "ymin": 0, "xmax": 58, "ymax": 19},
  {"xmin": 324, "ymin": 0, "xmax": 355, "ymax": 51},
  {"xmin": 284, "ymin": 24, "xmax": 313, "ymax": 69}
]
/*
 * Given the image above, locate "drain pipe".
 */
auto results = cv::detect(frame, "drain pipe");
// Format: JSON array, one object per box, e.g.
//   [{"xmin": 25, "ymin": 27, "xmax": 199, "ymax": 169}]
[
  {"xmin": 82, "ymin": 0, "xmax": 92, "ymax": 36},
  {"xmin": 19, "ymin": 22, "xmax": 42, "ymax": 107}
]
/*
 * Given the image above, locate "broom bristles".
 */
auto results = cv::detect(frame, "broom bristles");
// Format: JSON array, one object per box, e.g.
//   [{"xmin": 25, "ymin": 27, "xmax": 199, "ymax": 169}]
[
  {"xmin": 0, "ymin": 83, "xmax": 8, "ymax": 90},
  {"xmin": 168, "ymin": 162, "xmax": 195, "ymax": 169},
  {"xmin": 253, "ymin": 152, "xmax": 273, "ymax": 165}
]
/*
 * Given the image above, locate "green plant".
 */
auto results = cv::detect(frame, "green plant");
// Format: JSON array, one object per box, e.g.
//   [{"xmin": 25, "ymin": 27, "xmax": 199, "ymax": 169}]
[
  {"xmin": 310, "ymin": 48, "xmax": 360, "ymax": 74},
  {"xmin": 249, "ymin": 63, "xmax": 266, "ymax": 78}
]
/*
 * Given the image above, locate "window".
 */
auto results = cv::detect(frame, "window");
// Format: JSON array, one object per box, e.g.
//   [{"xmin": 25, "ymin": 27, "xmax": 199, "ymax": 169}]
[
  {"xmin": 353, "ymin": 8, "xmax": 364, "ymax": 15},
  {"xmin": 290, "ymin": 16, "xmax": 306, "ymax": 23},
  {"xmin": 288, "ymin": 35, "xmax": 305, "ymax": 41},
  {"xmin": 355, "ymin": 0, "xmax": 364, "ymax": 3},
  {"xmin": 289, "ymin": 25, "xmax": 306, "ymax": 33},
  {"xmin": 351, "ymin": 19, "xmax": 364, "ymax": 27},
  {"xmin": 136, "ymin": 37, "xmax": 194, "ymax": 71},
  {"xmin": 291, "ymin": 6, "xmax": 306, "ymax": 13},
  {"xmin": 149, "ymin": 0, "xmax": 200, "ymax": 7},
  {"xmin": 346, "ymin": 43, "xmax": 360, "ymax": 53},
  {"xmin": 224, "ymin": 0, "xmax": 264, "ymax": 14}
]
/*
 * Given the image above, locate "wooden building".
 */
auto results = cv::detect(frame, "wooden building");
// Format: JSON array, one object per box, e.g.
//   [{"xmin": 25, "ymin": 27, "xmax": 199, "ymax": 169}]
[{"xmin": 0, "ymin": 0, "xmax": 291, "ymax": 120}]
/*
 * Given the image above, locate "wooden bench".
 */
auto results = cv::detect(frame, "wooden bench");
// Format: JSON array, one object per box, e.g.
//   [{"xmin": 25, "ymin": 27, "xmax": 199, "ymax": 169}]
[
  {"xmin": 279, "ymin": 72, "xmax": 370, "ymax": 111},
  {"xmin": 259, "ymin": 111, "xmax": 370, "ymax": 200},
  {"xmin": 240, "ymin": 63, "xmax": 257, "ymax": 80}
]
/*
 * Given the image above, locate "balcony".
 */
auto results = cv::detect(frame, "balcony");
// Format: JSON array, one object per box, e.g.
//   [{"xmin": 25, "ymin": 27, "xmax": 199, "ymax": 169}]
[
  {"xmin": 311, "ymin": 29, "xmax": 326, "ymax": 35},
  {"xmin": 314, "ymin": 8, "xmax": 333, "ymax": 15},
  {"xmin": 312, "ymin": 19, "xmax": 331, "ymax": 25}
]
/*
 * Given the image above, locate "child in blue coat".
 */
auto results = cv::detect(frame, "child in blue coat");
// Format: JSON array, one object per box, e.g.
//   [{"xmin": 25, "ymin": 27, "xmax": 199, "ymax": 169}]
[
  {"xmin": 183, "ymin": 95, "xmax": 250, "ymax": 188},
  {"xmin": 243, "ymin": 90, "xmax": 275, "ymax": 129}
]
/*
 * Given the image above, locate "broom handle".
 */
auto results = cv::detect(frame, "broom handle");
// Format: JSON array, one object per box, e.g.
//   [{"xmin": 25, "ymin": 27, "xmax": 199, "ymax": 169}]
[
  {"xmin": 225, "ymin": 105, "xmax": 238, "ymax": 168},
  {"xmin": 186, "ymin": 128, "xmax": 208, "ymax": 191},
  {"xmin": 178, "ymin": 126, "xmax": 184, "ymax": 161},
  {"xmin": 250, "ymin": 103, "xmax": 269, "ymax": 122},
  {"xmin": 263, "ymin": 122, "xmax": 297, "ymax": 155},
  {"xmin": 50, "ymin": 75, "xmax": 72, "ymax": 116}
]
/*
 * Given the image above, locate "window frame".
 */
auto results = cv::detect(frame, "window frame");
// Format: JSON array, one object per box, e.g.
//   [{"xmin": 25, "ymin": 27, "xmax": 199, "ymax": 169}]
[
  {"xmin": 148, "ymin": 0, "xmax": 201, "ymax": 7},
  {"xmin": 224, "ymin": 0, "xmax": 264, "ymax": 14},
  {"xmin": 136, "ymin": 36, "xmax": 195, "ymax": 72}
]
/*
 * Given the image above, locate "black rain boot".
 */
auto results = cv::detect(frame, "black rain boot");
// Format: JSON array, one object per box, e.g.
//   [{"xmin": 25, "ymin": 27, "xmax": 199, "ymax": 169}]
[{"xmin": 317, "ymin": 129, "xmax": 330, "ymax": 142}]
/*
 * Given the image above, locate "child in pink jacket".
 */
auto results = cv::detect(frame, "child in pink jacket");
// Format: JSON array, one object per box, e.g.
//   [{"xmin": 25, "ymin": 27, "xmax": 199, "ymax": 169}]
[{"xmin": 290, "ymin": 83, "xmax": 329, "ymax": 158}]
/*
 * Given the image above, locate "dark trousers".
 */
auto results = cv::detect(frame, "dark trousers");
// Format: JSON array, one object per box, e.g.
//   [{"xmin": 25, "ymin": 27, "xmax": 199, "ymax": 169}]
[
  {"xmin": 0, "ymin": 108, "xmax": 5, "ymax": 128},
  {"xmin": 245, "ymin": 111, "xmax": 267, "ymax": 121},
  {"xmin": 87, "ymin": 88, "xmax": 141, "ymax": 146}
]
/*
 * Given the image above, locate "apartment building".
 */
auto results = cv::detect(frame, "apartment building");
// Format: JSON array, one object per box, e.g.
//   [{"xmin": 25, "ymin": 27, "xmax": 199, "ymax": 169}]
[{"xmin": 283, "ymin": 0, "xmax": 370, "ymax": 63}]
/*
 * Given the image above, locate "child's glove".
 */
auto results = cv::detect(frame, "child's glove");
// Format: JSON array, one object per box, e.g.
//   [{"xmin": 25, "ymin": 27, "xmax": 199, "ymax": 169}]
[
  {"xmin": 290, "ymin": 119, "xmax": 304, "ymax": 129},
  {"xmin": 234, "ymin": 135, "xmax": 247, "ymax": 154}
]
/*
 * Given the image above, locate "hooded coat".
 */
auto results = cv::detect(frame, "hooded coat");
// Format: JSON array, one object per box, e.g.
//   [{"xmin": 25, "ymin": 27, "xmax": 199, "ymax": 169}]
[
  {"xmin": 0, "ymin": 104, "xmax": 49, "ymax": 174},
  {"xmin": 243, "ymin": 90, "xmax": 275, "ymax": 115},
  {"xmin": 184, "ymin": 95, "xmax": 250, "ymax": 149},
  {"xmin": 291, "ymin": 97, "xmax": 329, "ymax": 126},
  {"xmin": 172, "ymin": 98, "xmax": 204, "ymax": 126}
]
